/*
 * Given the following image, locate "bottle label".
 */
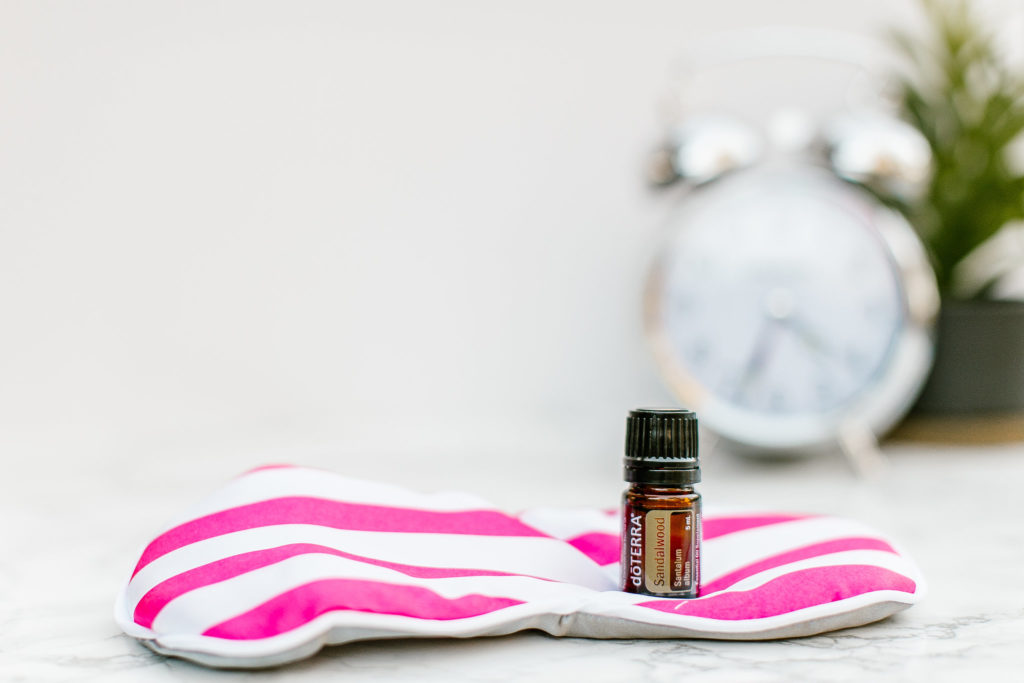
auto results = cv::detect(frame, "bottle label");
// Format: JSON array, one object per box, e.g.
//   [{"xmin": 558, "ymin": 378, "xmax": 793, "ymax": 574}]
[{"xmin": 644, "ymin": 509, "xmax": 696, "ymax": 594}]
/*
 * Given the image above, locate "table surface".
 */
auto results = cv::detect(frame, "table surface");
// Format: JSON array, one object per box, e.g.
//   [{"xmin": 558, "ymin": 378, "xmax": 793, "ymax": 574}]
[{"xmin": 4, "ymin": 434, "xmax": 1023, "ymax": 682}]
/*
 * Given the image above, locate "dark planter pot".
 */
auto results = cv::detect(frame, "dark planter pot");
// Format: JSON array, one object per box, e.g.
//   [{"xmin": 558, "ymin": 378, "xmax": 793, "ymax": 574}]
[{"xmin": 913, "ymin": 299, "xmax": 1024, "ymax": 414}]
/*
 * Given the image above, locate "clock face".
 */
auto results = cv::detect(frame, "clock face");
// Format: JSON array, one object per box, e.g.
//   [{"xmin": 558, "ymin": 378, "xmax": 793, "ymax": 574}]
[{"xmin": 649, "ymin": 166, "xmax": 932, "ymax": 451}]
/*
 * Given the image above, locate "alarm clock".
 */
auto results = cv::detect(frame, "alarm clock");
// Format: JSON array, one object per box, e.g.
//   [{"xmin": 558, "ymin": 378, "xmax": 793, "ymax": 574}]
[{"xmin": 644, "ymin": 33, "xmax": 940, "ymax": 455}]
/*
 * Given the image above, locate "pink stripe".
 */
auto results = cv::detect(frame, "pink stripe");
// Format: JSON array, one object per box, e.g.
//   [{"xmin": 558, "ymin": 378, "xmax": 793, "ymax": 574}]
[
  {"xmin": 703, "ymin": 514, "xmax": 811, "ymax": 540},
  {"xmin": 639, "ymin": 565, "xmax": 915, "ymax": 620},
  {"xmin": 132, "ymin": 497, "xmax": 547, "ymax": 578},
  {"xmin": 133, "ymin": 543, "xmax": 536, "ymax": 629},
  {"xmin": 567, "ymin": 532, "xmax": 619, "ymax": 566},
  {"xmin": 701, "ymin": 537, "xmax": 897, "ymax": 595},
  {"xmin": 202, "ymin": 579, "xmax": 523, "ymax": 639}
]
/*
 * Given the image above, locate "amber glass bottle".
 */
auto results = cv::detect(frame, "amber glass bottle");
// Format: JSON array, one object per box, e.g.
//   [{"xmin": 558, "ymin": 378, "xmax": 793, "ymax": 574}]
[{"xmin": 621, "ymin": 408, "xmax": 701, "ymax": 598}]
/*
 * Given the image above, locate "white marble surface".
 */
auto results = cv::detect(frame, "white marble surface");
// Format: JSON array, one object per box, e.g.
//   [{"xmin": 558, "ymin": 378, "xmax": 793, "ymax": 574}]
[{"xmin": 3, "ymin": 433, "xmax": 1024, "ymax": 682}]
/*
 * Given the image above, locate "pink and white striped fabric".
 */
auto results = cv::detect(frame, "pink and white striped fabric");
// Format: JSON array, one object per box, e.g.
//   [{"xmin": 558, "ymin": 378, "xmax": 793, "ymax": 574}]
[{"xmin": 115, "ymin": 466, "xmax": 924, "ymax": 668}]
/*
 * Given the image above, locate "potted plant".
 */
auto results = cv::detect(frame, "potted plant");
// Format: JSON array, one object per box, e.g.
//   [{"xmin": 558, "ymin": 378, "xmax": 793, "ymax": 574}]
[{"xmin": 889, "ymin": 0, "xmax": 1024, "ymax": 416}]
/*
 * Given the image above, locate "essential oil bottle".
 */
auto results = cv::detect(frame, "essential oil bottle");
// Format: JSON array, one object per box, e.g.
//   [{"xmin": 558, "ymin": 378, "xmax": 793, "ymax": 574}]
[{"xmin": 621, "ymin": 408, "xmax": 702, "ymax": 598}]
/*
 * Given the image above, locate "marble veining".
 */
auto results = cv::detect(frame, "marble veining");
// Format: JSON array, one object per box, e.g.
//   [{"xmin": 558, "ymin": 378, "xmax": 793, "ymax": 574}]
[{"xmin": 3, "ymin": 439, "xmax": 1023, "ymax": 681}]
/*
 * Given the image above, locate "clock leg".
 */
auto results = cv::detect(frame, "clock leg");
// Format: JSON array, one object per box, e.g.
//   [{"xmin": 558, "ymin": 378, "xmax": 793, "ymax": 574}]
[{"xmin": 837, "ymin": 418, "xmax": 889, "ymax": 478}]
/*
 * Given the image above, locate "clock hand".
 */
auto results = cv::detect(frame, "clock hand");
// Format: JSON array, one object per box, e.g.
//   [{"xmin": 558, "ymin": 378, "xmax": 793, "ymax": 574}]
[
  {"xmin": 783, "ymin": 315, "xmax": 832, "ymax": 358},
  {"xmin": 779, "ymin": 315, "xmax": 852, "ymax": 406},
  {"xmin": 731, "ymin": 316, "xmax": 779, "ymax": 402},
  {"xmin": 782, "ymin": 315, "xmax": 853, "ymax": 375},
  {"xmin": 730, "ymin": 286, "xmax": 796, "ymax": 403}
]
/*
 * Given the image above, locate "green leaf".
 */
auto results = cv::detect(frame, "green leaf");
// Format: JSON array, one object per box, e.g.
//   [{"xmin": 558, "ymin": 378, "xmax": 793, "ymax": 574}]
[{"xmin": 885, "ymin": 0, "xmax": 1024, "ymax": 298}]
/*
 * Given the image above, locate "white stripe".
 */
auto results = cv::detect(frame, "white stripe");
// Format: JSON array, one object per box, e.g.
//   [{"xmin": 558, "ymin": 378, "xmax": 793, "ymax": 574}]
[
  {"xmin": 127, "ymin": 514, "xmax": 900, "ymax": 617},
  {"xmin": 702, "ymin": 516, "xmax": 891, "ymax": 581},
  {"xmin": 149, "ymin": 603, "xmax": 554, "ymax": 665},
  {"xmin": 589, "ymin": 589, "xmax": 917, "ymax": 636},
  {"xmin": 693, "ymin": 549, "xmax": 915, "ymax": 597},
  {"xmin": 517, "ymin": 508, "xmax": 619, "ymax": 539},
  {"xmin": 146, "ymin": 588, "xmax": 916, "ymax": 667},
  {"xmin": 153, "ymin": 552, "xmax": 596, "ymax": 635},
  {"xmin": 148, "ymin": 548, "xmax": 919, "ymax": 656},
  {"xmin": 126, "ymin": 525, "xmax": 616, "ymax": 615}
]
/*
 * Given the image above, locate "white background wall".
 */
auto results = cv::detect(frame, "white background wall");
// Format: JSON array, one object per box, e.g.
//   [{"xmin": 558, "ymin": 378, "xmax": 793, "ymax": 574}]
[{"xmin": 0, "ymin": 0, "xmax": 952, "ymax": 483}]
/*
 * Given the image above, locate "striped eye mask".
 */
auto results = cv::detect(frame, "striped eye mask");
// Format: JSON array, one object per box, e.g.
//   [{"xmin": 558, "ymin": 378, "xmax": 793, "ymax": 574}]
[{"xmin": 115, "ymin": 466, "xmax": 923, "ymax": 668}]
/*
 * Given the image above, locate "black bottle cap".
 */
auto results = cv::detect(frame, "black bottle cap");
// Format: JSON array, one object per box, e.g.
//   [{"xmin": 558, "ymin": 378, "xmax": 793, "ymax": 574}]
[{"xmin": 624, "ymin": 408, "xmax": 700, "ymax": 486}]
